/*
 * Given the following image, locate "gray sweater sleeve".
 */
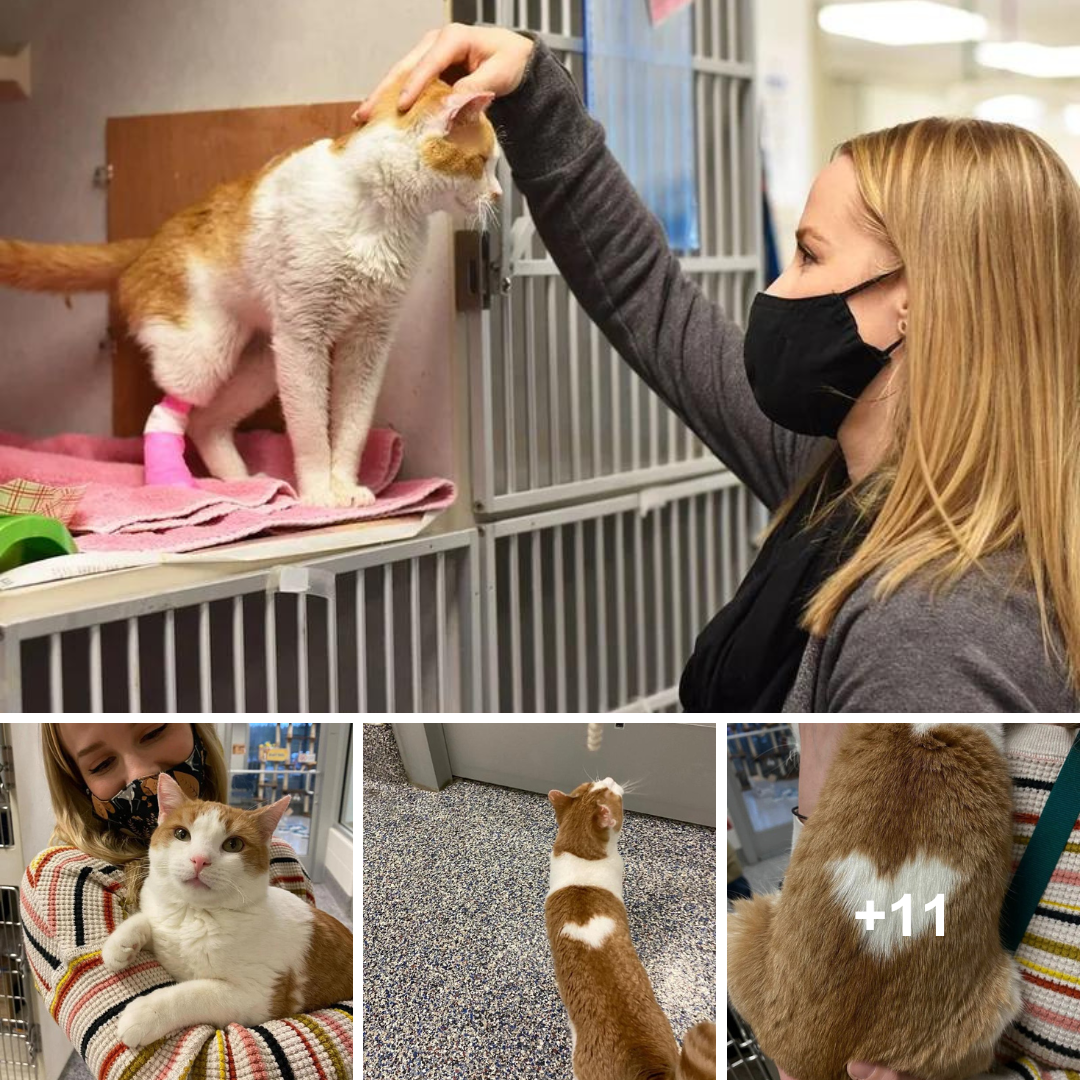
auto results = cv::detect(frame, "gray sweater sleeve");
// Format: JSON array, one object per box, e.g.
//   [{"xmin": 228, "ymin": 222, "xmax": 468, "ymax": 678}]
[
  {"xmin": 487, "ymin": 33, "xmax": 824, "ymax": 513},
  {"xmin": 820, "ymin": 552, "xmax": 1078, "ymax": 711}
]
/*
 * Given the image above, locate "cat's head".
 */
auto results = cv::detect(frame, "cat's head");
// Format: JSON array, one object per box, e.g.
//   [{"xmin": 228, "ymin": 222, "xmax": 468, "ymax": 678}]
[
  {"xmin": 353, "ymin": 74, "xmax": 502, "ymax": 225},
  {"xmin": 547, "ymin": 778, "xmax": 624, "ymax": 859},
  {"xmin": 146, "ymin": 773, "xmax": 292, "ymax": 909}
]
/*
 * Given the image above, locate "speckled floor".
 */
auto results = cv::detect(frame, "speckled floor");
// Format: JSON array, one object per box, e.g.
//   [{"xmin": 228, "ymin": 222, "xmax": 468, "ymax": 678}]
[{"xmin": 362, "ymin": 722, "xmax": 717, "ymax": 1080}]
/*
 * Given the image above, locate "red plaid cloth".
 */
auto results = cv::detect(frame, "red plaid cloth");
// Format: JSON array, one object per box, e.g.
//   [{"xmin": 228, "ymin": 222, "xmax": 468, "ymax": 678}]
[{"xmin": 0, "ymin": 478, "xmax": 85, "ymax": 524}]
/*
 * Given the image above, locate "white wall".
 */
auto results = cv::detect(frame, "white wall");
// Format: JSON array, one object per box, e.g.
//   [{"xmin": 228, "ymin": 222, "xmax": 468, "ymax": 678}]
[
  {"xmin": 755, "ymin": 0, "xmax": 819, "ymax": 273},
  {"xmin": 324, "ymin": 823, "xmax": 353, "ymax": 897},
  {"xmin": 856, "ymin": 77, "xmax": 1080, "ymax": 182},
  {"xmin": 10, "ymin": 721, "xmax": 57, "ymax": 866},
  {"xmin": 0, "ymin": 0, "xmax": 458, "ymax": 494}
]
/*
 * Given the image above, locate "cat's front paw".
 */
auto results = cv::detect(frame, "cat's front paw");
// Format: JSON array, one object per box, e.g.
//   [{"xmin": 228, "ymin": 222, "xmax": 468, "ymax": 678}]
[
  {"xmin": 117, "ymin": 997, "xmax": 170, "ymax": 1048},
  {"xmin": 297, "ymin": 477, "xmax": 337, "ymax": 507},
  {"xmin": 330, "ymin": 477, "xmax": 376, "ymax": 508},
  {"xmin": 101, "ymin": 934, "xmax": 139, "ymax": 973}
]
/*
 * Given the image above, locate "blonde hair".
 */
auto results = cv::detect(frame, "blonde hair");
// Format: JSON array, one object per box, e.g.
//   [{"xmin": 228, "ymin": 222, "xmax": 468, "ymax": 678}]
[
  {"xmin": 40, "ymin": 723, "xmax": 230, "ymax": 910},
  {"xmin": 761, "ymin": 117, "xmax": 1080, "ymax": 694}
]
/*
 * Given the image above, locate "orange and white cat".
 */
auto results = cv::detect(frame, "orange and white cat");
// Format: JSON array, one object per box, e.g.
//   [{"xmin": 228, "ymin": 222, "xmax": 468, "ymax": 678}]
[
  {"xmin": 728, "ymin": 723, "xmax": 1022, "ymax": 1080},
  {"xmin": 100, "ymin": 772, "xmax": 351, "ymax": 1047},
  {"xmin": 546, "ymin": 778, "xmax": 716, "ymax": 1080},
  {"xmin": 0, "ymin": 74, "xmax": 501, "ymax": 506}
]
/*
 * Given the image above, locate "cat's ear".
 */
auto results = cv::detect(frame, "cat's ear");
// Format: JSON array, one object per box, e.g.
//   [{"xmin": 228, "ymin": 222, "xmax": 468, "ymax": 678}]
[
  {"xmin": 548, "ymin": 789, "xmax": 573, "ymax": 821},
  {"xmin": 251, "ymin": 794, "xmax": 292, "ymax": 841},
  {"xmin": 155, "ymin": 772, "xmax": 188, "ymax": 822},
  {"xmin": 435, "ymin": 88, "xmax": 495, "ymax": 135}
]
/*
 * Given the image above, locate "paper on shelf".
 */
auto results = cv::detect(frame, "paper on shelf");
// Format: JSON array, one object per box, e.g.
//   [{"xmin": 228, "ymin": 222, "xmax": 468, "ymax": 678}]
[{"xmin": 0, "ymin": 511, "xmax": 438, "ymax": 593}]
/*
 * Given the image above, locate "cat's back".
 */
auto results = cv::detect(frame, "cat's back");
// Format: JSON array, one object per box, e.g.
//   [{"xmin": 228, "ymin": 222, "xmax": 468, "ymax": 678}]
[
  {"xmin": 545, "ymin": 879, "xmax": 679, "ymax": 1080},
  {"xmin": 754, "ymin": 723, "xmax": 1019, "ymax": 1080}
]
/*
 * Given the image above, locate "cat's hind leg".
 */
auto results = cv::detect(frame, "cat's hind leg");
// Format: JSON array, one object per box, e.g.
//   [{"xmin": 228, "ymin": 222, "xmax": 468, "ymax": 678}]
[
  {"xmin": 137, "ymin": 312, "xmax": 250, "ymax": 481},
  {"xmin": 187, "ymin": 338, "xmax": 277, "ymax": 481},
  {"xmin": 138, "ymin": 312, "xmax": 249, "ymax": 410}
]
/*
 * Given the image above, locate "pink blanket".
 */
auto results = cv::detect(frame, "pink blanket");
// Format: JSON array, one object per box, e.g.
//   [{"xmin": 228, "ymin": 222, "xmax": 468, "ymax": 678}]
[{"xmin": 0, "ymin": 429, "xmax": 456, "ymax": 554}]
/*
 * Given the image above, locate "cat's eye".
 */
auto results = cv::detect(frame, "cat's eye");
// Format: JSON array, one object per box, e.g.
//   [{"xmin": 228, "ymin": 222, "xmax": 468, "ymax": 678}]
[
  {"xmin": 222, "ymin": 837, "xmax": 245, "ymax": 853},
  {"xmin": 173, "ymin": 827, "xmax": 189, "ymax": 841}
]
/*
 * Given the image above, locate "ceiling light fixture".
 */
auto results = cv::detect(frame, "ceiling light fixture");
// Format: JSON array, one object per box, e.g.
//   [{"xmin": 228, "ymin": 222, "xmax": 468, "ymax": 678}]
[
  {"xmin": 973, "ymin": 94, "xmax": 1047, "ymax": 129},
  {"xmin": 818, "ymin": 2, "xmax": 987, "ymax": 47},
  {"xmin": 976, "ymin": 41, "xmax": 1080, "ymax": 79}
]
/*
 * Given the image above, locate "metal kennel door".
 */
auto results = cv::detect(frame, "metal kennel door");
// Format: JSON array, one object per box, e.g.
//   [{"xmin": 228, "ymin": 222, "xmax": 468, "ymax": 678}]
[
  {"xmin": 453, "ymin": 0, "xmax": 770, "ymax": 711},
  {"xmin": 455, "ymin": 0, "xmax": 764, "ymax": 516}
]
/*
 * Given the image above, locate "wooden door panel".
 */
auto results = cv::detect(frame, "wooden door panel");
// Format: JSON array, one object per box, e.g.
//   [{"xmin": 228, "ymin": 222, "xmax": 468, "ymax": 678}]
[{"xmin": 106, "ymin": 102, "xmax": 359, "ymax": 436}]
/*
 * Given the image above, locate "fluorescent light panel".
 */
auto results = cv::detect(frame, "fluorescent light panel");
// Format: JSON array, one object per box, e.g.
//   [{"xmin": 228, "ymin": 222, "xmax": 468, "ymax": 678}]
[
  {"xmin": 976, "ymin": 41, "xmax": 1080, "ymax": 79},
  {"xmin": 818, "ymin": 2, "xmax": 988, "ymax": 46},
  {"xmin": 973, "ymin": 94, "xmax": 1046, "ymax": 128}
]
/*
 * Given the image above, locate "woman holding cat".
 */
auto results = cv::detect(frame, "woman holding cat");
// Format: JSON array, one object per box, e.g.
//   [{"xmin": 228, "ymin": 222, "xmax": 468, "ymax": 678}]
[
  {"xmin": 357, "ymin": 23, "xmax": 1080, "ymax": 712},
  {"xmin": 19, "ymin": 723, "xmax": 352, "ymax": 1080}
]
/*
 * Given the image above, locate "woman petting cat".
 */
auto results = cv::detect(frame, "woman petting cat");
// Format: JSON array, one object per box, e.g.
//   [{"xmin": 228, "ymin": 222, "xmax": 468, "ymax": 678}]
[
  {"xmin": 19, "ymin": 723, "xmax": 353, "ymax": 1080},
  {"xmin": 358, "ymin": 24, "xmax": 1080, "ymax": 711}
]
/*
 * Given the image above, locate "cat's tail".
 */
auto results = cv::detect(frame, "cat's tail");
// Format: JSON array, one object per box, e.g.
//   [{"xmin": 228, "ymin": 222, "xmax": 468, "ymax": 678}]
[
  {"xmin": 0, "ymin": 238, "xmax": 150, "ymax": 292},
  {"xmin": 675, "ymin": 1020, "xmax": 716, "ymax": 1080}
]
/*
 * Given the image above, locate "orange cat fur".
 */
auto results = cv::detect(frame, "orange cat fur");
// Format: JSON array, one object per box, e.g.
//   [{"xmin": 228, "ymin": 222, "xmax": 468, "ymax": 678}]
[{"xmin": 727, "ymin": 723, "xmax": 1022, "ymax": 1080}]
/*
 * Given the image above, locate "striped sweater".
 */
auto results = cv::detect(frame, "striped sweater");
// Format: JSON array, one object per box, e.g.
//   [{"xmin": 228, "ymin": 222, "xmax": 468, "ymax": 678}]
[
  {"xmin": 790, "ymin": 723, "xmax": 1079, "ymax": 1080},
  {"xmin": 19, "ymin": 839, "xmax": 353, "ymax": 1080}
]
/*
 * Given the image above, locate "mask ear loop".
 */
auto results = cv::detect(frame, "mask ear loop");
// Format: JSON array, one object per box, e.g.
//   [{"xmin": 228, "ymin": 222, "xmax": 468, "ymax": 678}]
[
  {"xmin": 862, "ymin": 333, "xmax": 906, "ymax": 406},
  {"xmin": 837, "ymin": 264, "xmax": 904, "ymax": 300}
]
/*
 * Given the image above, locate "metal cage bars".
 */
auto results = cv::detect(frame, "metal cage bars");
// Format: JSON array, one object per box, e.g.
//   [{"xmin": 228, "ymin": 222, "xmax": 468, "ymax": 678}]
[
  {"xmin": 727, "ymin": 1002, "xmax": 774, "ymax": 1080},
  {"xmin": 1, "ymin": 529, "xmax": 480, "ymax": 713},
  {"xmin": 1, "ymin": 474, "xmax": 768, "ymax": 713},
  {"xmin": 0, "ymin": 886, "xmax": 36, "ymax": 1078},
  {"xmin": 480, "ymin": 470, "xmax": 764, "ymax": 711},
  {"xmin": 468, "ymin": 0, "xmax": 762, "ymax": 514}
]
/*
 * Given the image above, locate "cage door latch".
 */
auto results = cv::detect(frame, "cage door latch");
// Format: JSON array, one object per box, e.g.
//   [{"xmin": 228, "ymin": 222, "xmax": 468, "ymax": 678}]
[{"xmin": 454, "ymin": 229, "xmax": 497, "ymax": 311}]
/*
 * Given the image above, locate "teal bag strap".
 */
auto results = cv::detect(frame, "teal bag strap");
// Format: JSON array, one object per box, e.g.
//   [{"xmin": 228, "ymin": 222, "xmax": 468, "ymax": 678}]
[{"xmin": 999, "ymin": 729, "xmax": 1080, "ymax": 955}]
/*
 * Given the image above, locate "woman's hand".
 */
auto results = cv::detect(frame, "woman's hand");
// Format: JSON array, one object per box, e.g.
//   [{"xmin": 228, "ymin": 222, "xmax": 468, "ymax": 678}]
[
  {"xmin": 352, "ymin": 23, "xmax": 535, "ymax": 125},
  {"xmin": 777, "ymin": 1064, "xmax": 924, "ymax": 1080}
]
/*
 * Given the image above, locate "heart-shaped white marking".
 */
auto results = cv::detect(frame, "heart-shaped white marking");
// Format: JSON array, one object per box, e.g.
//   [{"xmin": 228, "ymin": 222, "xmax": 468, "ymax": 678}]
[
  {"xmin": 828, "ymin": 851, "xmax": 960, "ymax": 960},
  {"xmin": 560, "ymin": 915, "xmax": 616, "ymax": 949}
]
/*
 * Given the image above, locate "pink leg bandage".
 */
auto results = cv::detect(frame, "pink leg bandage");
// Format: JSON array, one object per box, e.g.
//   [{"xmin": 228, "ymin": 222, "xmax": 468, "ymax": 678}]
[{"xmin": 143, "ymin": 395, "xmax": 197, "ymax": 488}]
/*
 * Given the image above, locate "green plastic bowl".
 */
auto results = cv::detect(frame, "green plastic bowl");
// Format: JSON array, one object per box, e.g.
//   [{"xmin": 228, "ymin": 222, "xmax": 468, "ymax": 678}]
[{"xmin": 0, "ymin": 514, "xmax": 77, "ymax": 573}]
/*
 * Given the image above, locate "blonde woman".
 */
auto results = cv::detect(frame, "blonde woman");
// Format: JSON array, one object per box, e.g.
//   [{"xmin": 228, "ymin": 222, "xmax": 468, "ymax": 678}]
[
  {"xmin": 357, "ymin": 25, "xmax": 1080, "ymax": 710},
  {"xmin": 20, "ymin": 724, "xmax": 352, "ymax": 1080}
]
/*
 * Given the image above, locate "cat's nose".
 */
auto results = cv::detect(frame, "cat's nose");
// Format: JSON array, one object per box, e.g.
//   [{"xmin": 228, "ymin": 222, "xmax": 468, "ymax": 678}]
[{"xmin": 191, "ymin": 854, "xmax": 211, "ymax": 876}]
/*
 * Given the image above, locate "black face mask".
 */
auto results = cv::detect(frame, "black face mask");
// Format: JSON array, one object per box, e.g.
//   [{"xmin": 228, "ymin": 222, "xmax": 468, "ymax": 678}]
[
  {"xmin": 743, "ymin": 267, "xmax": 905, "ymax": 437},
  {"xmin": 82, "ymin": 727, "xmax": 208, "ymax": 842}
]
